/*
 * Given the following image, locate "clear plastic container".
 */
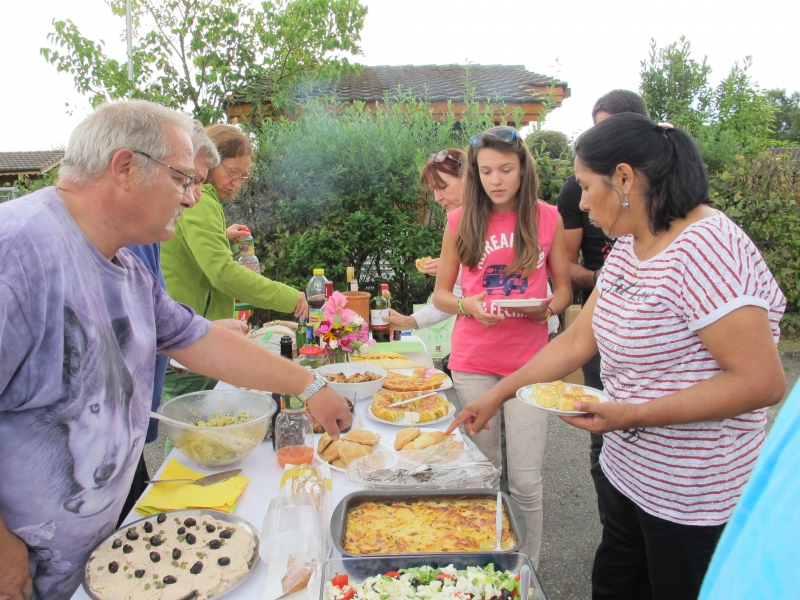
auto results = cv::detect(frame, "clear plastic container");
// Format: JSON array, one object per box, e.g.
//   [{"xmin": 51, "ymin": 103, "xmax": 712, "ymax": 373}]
[
  {"xmin": 275, "ymin": 406, "xmax": 314, "ymax": 467},
  {"xmin": 319, "ymin": 553, "xmax": 547, "ymax": 600},
  {"xmin": 299, "ymin": 346, "xmax": 327, "ymax": 370}
]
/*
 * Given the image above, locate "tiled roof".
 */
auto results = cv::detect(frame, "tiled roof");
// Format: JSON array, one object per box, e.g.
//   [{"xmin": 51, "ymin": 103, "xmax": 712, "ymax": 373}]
[
  {"xmin": 0, "ymin": 151, "xmax": 64, "ymax": 174},
  {"xmin": 231, "ymin": 64, "xmax": 570, "ymax": 105}
]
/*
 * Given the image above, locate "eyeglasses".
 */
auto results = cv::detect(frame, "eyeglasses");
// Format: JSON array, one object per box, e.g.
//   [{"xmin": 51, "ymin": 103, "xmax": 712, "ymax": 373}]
[
  {"xmin": 220, "ymin": 161, "xmax": 250, "ymax": 182},
  {"xmin": 133, "ymin": 150, "xmax": 195, "ymax": 194},
  {"xmin": 428, "ymin": 150, "xmax": 460, "ymax": 163},
  {"xmin": 470, "ymin": 129, "xmax": 521, "ymax": 148}
]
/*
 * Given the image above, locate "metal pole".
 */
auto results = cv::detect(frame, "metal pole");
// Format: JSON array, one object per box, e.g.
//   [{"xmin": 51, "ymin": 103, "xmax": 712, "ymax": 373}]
[{"xmin": 126, "ymin": 0, "xmax": 134, "ymax": 82}]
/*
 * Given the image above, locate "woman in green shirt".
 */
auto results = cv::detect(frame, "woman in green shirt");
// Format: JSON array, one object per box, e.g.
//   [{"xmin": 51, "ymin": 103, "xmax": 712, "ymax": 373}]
[{"xmin": 162, "ymin": 124, "xmax": 307, "ymax": 397}]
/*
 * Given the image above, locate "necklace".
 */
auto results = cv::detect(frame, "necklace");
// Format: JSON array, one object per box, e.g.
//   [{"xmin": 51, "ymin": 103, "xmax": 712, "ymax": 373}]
[{"xmin": 632, "ymin": 234, "xmax": 657, "ymax": 278}]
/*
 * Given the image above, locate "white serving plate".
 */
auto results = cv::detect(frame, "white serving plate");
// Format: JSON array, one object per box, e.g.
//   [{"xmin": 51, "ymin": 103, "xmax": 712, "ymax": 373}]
[
  {"xmin": 391, "ymin": 427, "xmax": 447, "ymax": 451},
  {"xmin": 515, "ymin": 383, "xmax": 611, "ymax": 416},
  {"xmin": 314, "ymin": 441, "xmax": 395, "ymax": 473},
  {"xmin": 491, "ymin": 298, "xmax": 547, "ymax": 308},
  {"xmin": 365, "ymin": 400, "xmax": 456, "ymax": 427},
  {"xmin": 82, "ymin": 509, "xmax": 260, "ymax": 600},
  {"xmin": 383, "ymin": 368, "xmax": 453, "ymax": 391}
]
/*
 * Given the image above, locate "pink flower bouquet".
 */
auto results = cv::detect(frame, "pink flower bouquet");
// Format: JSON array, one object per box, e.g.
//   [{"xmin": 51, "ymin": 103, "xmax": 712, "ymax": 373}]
[{"xmin": 317, "ymin": 291, "xmax": 374, "ymax": 360}]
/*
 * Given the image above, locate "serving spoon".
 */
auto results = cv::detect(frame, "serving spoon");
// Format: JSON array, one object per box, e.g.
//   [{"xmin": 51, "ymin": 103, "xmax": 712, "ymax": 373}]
[
  {"xmin": 495, "ymin": 492, "xmax": 503, "ymax": 551},
  {"xmin": 149, "ymin": 411, "xmax": 191, "ymax": 428}
]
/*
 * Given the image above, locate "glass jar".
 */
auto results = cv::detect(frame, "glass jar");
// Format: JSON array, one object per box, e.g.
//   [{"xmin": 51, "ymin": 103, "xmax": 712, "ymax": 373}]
[
  {"xmin": 274, "ymin": 404, "xmax": 314, "ymax": 468},
  {"xmin": 298, "ymin": 346, "xmax": 327, "ymax": 370}
]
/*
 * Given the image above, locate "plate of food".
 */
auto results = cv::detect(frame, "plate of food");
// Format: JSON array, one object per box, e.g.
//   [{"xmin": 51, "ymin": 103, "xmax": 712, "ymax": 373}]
[
  {"xmin": 382, "ymin": 368, "xmax": 453, "ymax": 392},
  {"xmin": 490, "ymin": 297, "xmax": 549, "ymax": 308},
  {"xmin": 316, "ymin": 364, "xmax": 387, "ymax": 400},
  {"xmin": 393, "ymin": 427, "xmax": 453, "ymax": 451},
  {"xmin": 351, "ymin": 351, "xmax": 427, "ymax": 371},
  {"xmin": 315, "ymin": 429, "xmax": 396, "ymax": 473},
  {"xmin": 82, "ymin": 509, "xmax": 260, "ymax": 600},
  {"xmin": 366, "ymin": 391, "xmax": 456, "ymax": 426},
  {"xmin": 516, "ymin": 380, "xmax": 611, "ymax": 415}
]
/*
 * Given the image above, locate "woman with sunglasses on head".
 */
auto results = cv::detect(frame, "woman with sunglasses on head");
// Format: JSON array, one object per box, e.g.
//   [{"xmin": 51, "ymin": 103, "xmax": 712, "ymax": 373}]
[
  {"xmin": 433, "ymin": 126, "xmax": 572, "ymax": 565},
  {"xmin": 161, "ymin": 124, "xmax": 308, "ymax": 398},
  {"xmin": 384, "ymin": 148, "xmax": 466, "ymax": 332},
  {"xmin": 448, "ymin": 114, "xmax": 786, "ymax": 599}
]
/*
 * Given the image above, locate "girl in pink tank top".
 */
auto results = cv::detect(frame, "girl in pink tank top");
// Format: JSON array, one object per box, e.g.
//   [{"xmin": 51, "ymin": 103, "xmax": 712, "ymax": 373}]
[
  {"xmin": 432, "ymin": 126, "xmax": 572, "ymax": 566},
  {"xmin": 433, "ymin": 127, "xmax": 572, "ymax": 375}
]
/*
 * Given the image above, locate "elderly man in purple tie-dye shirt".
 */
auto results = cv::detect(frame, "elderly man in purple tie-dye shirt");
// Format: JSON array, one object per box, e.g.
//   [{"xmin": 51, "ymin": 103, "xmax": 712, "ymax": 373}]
[{"xmin": 0, "ymin": 100, "xmax": 352, "ymax": 600}]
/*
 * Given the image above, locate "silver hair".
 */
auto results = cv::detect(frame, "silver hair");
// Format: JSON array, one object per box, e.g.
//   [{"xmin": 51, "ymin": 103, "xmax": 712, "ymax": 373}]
[
  {"xmin": 191, "ymin": 120, "xmax": 221, "ymax": 168},
  {"xmin": 59, "ymin": 99, "xmax": 194, "ymax": 185}
]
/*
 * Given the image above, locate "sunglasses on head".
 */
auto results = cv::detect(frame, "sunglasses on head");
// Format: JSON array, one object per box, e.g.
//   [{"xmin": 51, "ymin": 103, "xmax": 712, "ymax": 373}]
[
  {"xmin": 428, "ymin": 150, "xmax": 459, "ymax": 163},
  {"xmin": 470, "ymin": 129, "xmax": 520, "ymax": 148}
]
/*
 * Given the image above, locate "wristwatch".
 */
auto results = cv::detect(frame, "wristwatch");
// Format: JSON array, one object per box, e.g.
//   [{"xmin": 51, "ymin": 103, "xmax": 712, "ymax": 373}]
[{"xmin": 298, "ymin": 370, "xmax": 328, "ymax": 403}]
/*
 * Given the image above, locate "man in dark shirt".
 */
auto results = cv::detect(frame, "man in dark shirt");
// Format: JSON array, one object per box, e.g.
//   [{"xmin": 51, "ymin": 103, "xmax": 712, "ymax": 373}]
[{"xmin": 556, "ymin": 89, "xmax": 649, "ymax": 524}]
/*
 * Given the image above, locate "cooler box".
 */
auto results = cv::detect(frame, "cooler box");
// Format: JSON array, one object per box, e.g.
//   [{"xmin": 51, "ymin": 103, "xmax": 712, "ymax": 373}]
[{"xmin": 412, "ymin": 303, "xmax": 456, "ymax": 359}]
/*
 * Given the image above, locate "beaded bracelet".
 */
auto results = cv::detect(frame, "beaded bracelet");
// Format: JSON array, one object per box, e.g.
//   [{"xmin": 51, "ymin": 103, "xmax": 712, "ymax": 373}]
[{"xmin": 457, "ymin": 296, "xmax": 468, "ymax": 315}]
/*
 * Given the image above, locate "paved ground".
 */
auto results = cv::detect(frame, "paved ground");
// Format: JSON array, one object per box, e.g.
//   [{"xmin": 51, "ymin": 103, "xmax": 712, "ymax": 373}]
[{"xmin": 144, "ymin": 358, "xmax": 800, "ymax": 600}]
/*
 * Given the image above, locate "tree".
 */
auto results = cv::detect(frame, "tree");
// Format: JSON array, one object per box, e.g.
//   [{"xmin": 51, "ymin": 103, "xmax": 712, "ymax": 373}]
[
  {"xmin": 640, "ymin": 37, "xmax": 776, "ymax": 170},
  {"xmin": 766, "ymin": 89, "xmax": 800, "ymax": 144},
  {"xmin": 639, "ymin": 36, "xmax": 712, "ymax": 131},
  {"xmin": 41, "ymin": 0, "xmax": 367, "ymax": 123},
  {"xmin": 713, "ymin": 57, "xmax": 774, "ymax": 149}
]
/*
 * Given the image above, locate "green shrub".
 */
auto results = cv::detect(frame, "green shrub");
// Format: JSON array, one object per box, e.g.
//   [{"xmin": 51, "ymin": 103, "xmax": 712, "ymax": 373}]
[
  {"xmin": 8, "ymin": 169, "xmax": 59, "ymax": 197},
  {"xmin": 225, "ymin": 94, "xmax": 530, "ymax": 317},
  {"xmin": 527, "ymin": 130, "xmax": 573, "ymax": 161},
  {"xmin": 710, "ymin": 152, "xmax": 800, "ymax": 332}
]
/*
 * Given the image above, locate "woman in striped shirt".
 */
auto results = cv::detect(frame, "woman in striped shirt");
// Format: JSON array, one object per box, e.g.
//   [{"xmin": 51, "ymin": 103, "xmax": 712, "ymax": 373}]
[{"xmin": 449, "ymin": 113, "xmax": 786, "ymax": 600}]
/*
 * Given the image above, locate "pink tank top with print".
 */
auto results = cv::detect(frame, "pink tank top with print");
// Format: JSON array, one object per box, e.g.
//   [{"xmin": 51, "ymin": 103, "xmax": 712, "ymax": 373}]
[{"xmin": 446, "ymin": 202, "xmax": 558, "ymax": 376}]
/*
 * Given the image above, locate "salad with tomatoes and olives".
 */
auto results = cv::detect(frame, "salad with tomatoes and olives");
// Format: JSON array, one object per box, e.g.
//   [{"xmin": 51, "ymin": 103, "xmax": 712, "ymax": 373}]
[{"xmin": 325, "ymin": 564, "xmax": 525, "ymax": 600}]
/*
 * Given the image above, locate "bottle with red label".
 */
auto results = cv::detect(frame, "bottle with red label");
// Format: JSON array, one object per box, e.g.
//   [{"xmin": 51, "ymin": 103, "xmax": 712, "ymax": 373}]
[
  {"xmin": 370, "ymin": 283, "xmax": 391, "ymax": 343},
  {"xmin": 236, "ymin": 235, "xmax": 260, "ymax": 273}
]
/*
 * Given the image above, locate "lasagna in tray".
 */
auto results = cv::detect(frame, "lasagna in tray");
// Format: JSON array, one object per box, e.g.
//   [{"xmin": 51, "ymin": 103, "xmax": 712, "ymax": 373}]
[{"xmin": 342, "ymin": 498, "xmax": 516, "ymax": 554}]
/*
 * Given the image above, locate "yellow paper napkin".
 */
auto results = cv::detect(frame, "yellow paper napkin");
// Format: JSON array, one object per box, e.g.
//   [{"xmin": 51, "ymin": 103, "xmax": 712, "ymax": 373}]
[{"xmin": 135, "ymin": 458, "xmax": 250, "ymax": 515}]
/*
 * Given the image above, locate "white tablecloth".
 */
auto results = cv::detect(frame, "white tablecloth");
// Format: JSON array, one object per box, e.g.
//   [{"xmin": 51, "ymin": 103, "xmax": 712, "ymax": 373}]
[{"xmin": 72, "ymin": 347, "xmax": 457, "ymax": 600}]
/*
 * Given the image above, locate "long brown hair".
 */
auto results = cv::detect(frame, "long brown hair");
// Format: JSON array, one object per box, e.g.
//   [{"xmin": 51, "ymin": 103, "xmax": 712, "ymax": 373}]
[{"xmin": 457, "ymin": 126, "xmax": 540, "ymax": 277}]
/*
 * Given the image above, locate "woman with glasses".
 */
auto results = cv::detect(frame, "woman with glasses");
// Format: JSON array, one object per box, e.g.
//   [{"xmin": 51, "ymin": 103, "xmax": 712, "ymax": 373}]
[
  {"xmin": 161, "ymin": 124, "xmax": 308, "ymax": 398},
  {"xmin": 384, "ymin": 148, "xmax": 466, "ymax": 332},
  {"xmin": 433, "ymin": 126, "xmax": 573, "ymax": 565},
  {"xmin": 448, "ymin": 114, "xmax": 786, "ymax": 599}
]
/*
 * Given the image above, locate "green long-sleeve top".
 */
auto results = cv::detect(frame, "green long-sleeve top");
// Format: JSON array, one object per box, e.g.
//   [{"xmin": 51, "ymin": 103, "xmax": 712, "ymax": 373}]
[{"xmin": 161, "ymin": 183, "xmax": 299, "ymax": 321}]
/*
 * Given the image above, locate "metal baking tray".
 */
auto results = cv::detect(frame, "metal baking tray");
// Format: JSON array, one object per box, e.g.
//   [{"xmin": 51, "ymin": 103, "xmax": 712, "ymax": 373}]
[
  {"xmin": 319, "ymin": 552, "xmax": 546, "ymax": 600},
  {"xmin": 330, "ymin": 489, "xmax": 526, "ymax": 558},
  {"xmin": 81, "ymin": 508, "xmax": 260, "ymax": 600}
]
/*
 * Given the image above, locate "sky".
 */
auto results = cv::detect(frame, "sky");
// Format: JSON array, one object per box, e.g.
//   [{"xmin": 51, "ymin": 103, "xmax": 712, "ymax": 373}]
[{"xmin": 2, "ymin": 0, "xmax": 799, "ymax": 152}]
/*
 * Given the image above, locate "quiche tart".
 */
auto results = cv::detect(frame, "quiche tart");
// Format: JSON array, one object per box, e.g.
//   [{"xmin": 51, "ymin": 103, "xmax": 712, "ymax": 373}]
[
  {"xmin": 383, "ymin": 368, "xmax": 448, "ymax": 392},
  {"xmin": 342, "ymin": 498, "xmax": 516, "ymax": 554},
  {"xmin": 370, "ymin": 391, "xmax": 451, "ymax": 423}
]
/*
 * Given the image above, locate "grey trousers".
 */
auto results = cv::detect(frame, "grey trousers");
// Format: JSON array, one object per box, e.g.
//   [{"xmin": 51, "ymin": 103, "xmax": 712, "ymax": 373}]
[{"xmin": 452, "ymin": 370, "xmax": 548, "ymax": 567}]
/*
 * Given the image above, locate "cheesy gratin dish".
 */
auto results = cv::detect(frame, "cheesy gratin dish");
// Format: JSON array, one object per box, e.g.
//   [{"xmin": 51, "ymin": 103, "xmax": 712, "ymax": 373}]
[{"xmin": 342, "ymin": 498, "xmax": 516, "ymax": 554}]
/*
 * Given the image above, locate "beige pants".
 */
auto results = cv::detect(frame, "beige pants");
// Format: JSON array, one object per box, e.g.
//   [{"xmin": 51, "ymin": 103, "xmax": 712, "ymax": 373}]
[{"xmin": 452, "ymin": 370, "xmax": 548, "ymax": 567}]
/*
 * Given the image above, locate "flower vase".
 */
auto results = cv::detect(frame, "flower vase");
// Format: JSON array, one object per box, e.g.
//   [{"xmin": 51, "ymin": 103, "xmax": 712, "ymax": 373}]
[{"xmin": 326, "ymin": 347, "xmax": 350, "ymax": 364}]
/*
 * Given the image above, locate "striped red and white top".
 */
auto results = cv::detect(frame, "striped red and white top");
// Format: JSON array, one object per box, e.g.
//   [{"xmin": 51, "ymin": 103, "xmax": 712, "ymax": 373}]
[{"xmin": 594, "ymin": 214, "xmax": 786, "ymax": 526}]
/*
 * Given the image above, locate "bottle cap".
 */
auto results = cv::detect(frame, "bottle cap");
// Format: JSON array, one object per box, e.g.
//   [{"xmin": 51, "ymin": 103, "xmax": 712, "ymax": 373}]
[
  {"xmin": 313, "ymin": 269, "xmax": 324, "ymax": 275},
  {"xmin": 299, "ymin": 346, "xmax": 325, "ymax": 356},
  {"xmin": 381, "ymin": 283, "xmax": 389, "ymax": 289}
]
